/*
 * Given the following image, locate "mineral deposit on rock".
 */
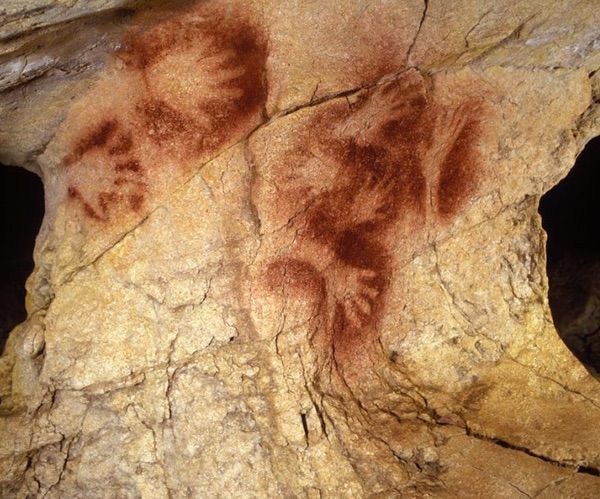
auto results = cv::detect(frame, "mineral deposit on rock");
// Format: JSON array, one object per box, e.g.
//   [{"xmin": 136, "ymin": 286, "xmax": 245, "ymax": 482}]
[{"xmin": 1, "ymin": 0, "xmax": 600, "ymax": 497}]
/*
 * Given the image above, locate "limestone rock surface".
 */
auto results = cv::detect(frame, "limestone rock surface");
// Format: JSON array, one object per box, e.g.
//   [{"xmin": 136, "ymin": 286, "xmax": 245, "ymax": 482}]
[{"xmin": 1, "ymin": 0, "xmax": 600, "ymax": 497}]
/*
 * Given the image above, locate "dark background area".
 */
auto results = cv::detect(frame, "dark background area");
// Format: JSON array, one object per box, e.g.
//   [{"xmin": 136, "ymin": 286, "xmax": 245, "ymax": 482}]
[
  {"xmin": 540, "ymin": 136, "xmax": 600, "ymax": 266},
  {"xmin": 0, "ymin": 165, "xmax": 45, "ymax": 352},
  {"xmin": 540, "ymin": 136, "xmax": 600, "ymax": 375}
]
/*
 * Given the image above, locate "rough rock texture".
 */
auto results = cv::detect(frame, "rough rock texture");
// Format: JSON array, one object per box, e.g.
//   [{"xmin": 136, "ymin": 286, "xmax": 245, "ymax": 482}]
[{"xmin": 1, "ymin": 0, "xmax": 600, "ymax": 497}]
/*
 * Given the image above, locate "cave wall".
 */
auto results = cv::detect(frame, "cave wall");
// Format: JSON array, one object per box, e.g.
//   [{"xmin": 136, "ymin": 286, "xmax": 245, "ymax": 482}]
[{"xmin": 1, "ymin": 1, "xmax": 600, "ymax": 497}]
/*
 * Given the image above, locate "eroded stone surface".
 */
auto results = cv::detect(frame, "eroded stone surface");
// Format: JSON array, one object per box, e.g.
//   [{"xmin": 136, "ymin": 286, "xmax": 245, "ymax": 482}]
[{"xmin": 1, "ymin": 0, "xmax": 600, "ymax": 497}]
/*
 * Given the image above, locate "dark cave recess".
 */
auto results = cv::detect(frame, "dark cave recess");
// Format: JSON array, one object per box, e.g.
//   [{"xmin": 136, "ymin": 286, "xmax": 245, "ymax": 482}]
[
  {"xmin": 0, "ymin": 164, "xmax": 45, "ymax": 353},
  {"xmin": 539, "ymin": 135, "xmax": 600, "ymax": 376}
]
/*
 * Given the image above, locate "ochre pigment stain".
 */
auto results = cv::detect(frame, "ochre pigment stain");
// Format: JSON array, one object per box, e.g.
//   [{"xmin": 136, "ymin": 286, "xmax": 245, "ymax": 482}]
[
  {"xmin": 435, "ymin": 100, "xmax": 484, "ymax": 220},
  {"xmin": 62, "ymin": 1, "xmax": 268, "ymax": 223},
  {"xmin": 59, "ymin": 1, "xmax": 489, "ymax": 375},
  {"xmin": 255, "ymin": 72, "xmax": 487, "ymax": 373},
  {"xmin": 65, "ymin": 120, "xmax": 147, "ymax": 221}
]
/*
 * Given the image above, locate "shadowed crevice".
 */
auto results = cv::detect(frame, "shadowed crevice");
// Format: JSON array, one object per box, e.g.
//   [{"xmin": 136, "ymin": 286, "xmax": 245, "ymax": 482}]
[
  {"xmin": 0, "ymin": 164, "xmax": 44, "ymax": 353},
  {"xmin": 465, "ymin": 426, "xmax": 600, "ymax": 477},
  {"xmin": 540, "ymin": 135, "xmax": 600, "ymax": 377}
]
